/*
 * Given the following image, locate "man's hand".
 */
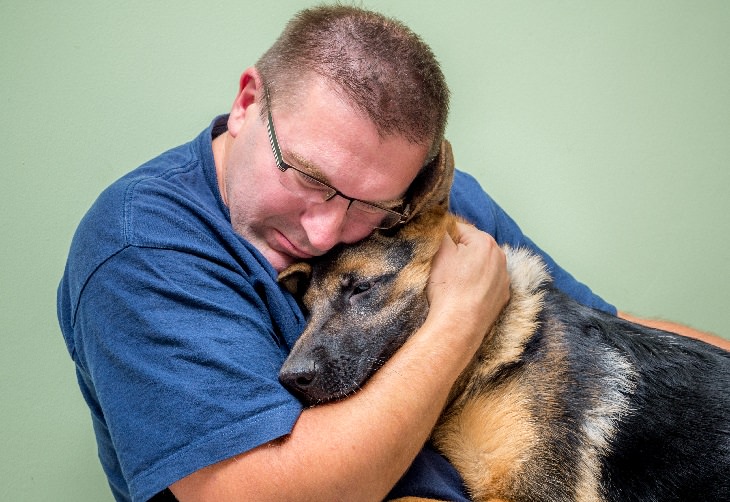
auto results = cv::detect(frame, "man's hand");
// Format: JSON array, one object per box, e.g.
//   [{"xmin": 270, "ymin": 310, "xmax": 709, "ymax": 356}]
[{"xmin": 427, "ymin": 222, "xmax": 510, "ymax": 356}]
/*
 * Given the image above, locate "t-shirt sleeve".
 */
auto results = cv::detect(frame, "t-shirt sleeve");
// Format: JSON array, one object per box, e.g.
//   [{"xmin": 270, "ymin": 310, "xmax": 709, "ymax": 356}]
[
  {"xmin": 72, "ymin": 245, "xmax": 303, "ymax": 501},
  {"xmin": 387, "ymin": 442, "xmax": 471, "ymax": 501},
  {"xmin": 450, "ymin": 169, "xmax": 616, "ymax": 314}
]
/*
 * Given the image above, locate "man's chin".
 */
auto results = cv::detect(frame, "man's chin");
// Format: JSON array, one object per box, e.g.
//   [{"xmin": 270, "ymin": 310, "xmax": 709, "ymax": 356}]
[
  {"xmin": 266, "ymin": 250, "xmax": 296, "ymax": 274},
  {"xmin": 269, "ymin": 230, "xmax": 317, "ymax": 270}
]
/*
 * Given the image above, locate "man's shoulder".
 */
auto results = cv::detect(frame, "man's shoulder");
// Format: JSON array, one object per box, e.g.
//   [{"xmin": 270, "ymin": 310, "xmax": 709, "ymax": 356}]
[
  {"xmin": 450, "ymin": 167, "xmax": 493, "ymax": 197},
  {"xmin": 60, "ymin": 128, "xmax": 235, "ymax": 310},
  {"xmin": 449, "ymin": 168, "xmax": 500, "ymax": 231},
  {"xmin": 80, "ymin": 127, "xmax": 222, "ymax": 248}
]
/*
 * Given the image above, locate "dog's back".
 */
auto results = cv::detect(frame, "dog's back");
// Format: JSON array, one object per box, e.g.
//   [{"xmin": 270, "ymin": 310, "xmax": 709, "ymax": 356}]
[{"xmin": 565, "ymin": 298, "xmax": 730, "ymax": 500}]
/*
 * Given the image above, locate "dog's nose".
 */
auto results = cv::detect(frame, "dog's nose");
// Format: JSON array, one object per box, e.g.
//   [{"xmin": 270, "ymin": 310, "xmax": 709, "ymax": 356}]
[{"xmin": 279, "ymin": 357, "xmax": 318, "ymax": 394}]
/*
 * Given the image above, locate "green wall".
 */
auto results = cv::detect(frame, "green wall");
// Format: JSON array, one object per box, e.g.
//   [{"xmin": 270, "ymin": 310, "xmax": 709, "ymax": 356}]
[{"xmin": 2, "ymin": 1, "xmax": 728, "ymax": 499}]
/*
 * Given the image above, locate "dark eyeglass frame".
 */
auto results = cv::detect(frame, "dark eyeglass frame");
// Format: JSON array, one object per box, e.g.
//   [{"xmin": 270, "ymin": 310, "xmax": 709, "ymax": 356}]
[{"xmin": 264, "ymin": 91, "xmax": 409, "ymax": 230}]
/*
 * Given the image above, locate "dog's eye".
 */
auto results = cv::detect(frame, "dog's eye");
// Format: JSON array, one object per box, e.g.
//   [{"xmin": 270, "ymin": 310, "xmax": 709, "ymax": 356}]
[
  {"xmin": 352, "ymin": 281, "xmax": 372, "ymax": 296},
  {"xmin": 341, "ymin": 276, "xmax": 375, "ymax": 302}
]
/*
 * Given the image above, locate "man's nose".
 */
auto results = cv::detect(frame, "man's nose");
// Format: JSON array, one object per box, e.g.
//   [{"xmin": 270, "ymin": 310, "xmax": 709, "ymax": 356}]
[{"xmin": 300, "ymin": 197, "xmax": 350, "ymax": 252}]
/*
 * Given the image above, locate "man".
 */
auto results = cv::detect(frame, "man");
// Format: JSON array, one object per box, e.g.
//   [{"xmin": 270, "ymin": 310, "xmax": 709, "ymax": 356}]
[{"xmin": 57, "ymin": 5, "xmax": 727, "ymax": 502}]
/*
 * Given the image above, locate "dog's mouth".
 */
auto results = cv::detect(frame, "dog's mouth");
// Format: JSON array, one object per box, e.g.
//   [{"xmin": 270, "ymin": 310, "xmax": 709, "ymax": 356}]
[{"xmin": 279, "ymin": 345, "xmax": 379, "ymax": 406}]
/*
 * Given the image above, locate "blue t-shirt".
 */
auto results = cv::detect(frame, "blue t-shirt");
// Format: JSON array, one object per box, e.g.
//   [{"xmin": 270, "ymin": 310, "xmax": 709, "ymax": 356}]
[{"xmin": 57, "ymin": 116, "xmax": 614, "ymax": 502}]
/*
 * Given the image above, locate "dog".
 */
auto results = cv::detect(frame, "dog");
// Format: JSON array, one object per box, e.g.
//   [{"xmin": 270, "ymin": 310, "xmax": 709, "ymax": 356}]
[{"xmin": 278, "ymin": 140, "xmax": 730, "ymax": 501}]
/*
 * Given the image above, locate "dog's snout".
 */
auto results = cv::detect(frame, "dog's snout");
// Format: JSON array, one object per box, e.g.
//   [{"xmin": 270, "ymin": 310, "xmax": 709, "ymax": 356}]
[{"xmin": 279, "ymin": 357, "xmax": 318, "ymax": 394}]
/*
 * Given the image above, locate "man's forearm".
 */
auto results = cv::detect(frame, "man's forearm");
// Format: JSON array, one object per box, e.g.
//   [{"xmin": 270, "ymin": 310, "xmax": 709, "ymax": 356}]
[{"xmin": 170, "ymin": 312, "xmax": 486, "ymax": 501}]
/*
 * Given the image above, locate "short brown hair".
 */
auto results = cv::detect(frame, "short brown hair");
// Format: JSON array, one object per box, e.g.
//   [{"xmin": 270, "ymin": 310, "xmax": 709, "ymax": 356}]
[{"xmin": 256, "ymin": 4, "xmax": 449, "ymax": 159}]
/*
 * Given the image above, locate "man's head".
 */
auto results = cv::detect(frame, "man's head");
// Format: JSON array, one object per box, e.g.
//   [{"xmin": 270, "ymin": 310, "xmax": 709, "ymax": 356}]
[
  {"xmin": 256, "ymin": 5, "xmax": 450, "ymax": 159},
  {"xmin": 213, "ymin": 5, "xmax": 449, "ymax": 272}
]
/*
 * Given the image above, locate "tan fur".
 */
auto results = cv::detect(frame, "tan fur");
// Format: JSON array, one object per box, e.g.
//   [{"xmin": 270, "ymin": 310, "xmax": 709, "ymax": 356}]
[
  {"xmin": 391, "ymin": 212, "xmax": 450, "ymax": 300},
  {"xmin": 434, "ymin": 380, "xmax": 538, "ymax": 501},
  {"xmin": 428, "ymin": 244, "xmax": 556, "ymax": 501},
  {"xmin": 470, "ymin": 247, "xmax": 548, "ymax": 391}
]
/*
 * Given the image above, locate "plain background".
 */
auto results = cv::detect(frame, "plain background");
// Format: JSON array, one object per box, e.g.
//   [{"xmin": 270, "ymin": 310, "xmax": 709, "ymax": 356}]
[{"xmin": 2, "ymin": 1, "xmax": 728, "ymax": 499}]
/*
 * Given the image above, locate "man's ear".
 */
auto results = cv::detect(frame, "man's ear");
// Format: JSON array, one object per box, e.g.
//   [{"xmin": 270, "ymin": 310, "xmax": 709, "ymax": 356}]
[
  {"xmin": 277, "ymin": 262, "xmax": 312, "ymax": 297},
  {"xmin": 228, "ymin": 67, "xmax": 263, "ymax": 137},
  {"xmin": 402, "ymin": 140, "xmax": 455, "ymax": 223}
]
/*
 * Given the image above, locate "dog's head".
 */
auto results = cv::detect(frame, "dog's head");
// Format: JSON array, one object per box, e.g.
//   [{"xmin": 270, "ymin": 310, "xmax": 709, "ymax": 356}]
[{"xmin": 278, "ymin": 140, "xmax": 455, "ymax": 405}]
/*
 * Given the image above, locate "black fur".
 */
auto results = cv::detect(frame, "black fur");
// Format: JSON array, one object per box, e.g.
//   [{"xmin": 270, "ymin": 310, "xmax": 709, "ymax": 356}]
[{"xmin": 515, "ymin": 287, "xmax": 730, "ymax": 500}]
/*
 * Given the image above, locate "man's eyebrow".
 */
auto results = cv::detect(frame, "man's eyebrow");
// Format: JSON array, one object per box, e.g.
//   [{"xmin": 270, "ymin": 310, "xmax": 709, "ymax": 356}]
[
  {"xmin": 287, "ymin": 150, "xmax": 331, "ymax": 182},
  {"xmin": 286, "ymin": 150, "xmax": 406, "ymax": 208}
]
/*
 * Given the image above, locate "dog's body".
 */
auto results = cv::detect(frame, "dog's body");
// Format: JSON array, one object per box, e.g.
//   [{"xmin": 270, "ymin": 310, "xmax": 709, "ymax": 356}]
[{"xmin": 278, "ymin": 142, "xmax": 730, "ymax": 501}]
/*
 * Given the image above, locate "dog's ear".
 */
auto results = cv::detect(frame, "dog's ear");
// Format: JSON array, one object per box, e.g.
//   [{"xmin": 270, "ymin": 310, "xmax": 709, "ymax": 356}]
[
  {"xmin": 402, "ymin": 139, "xmax": 455, "ymax": 223},
  {"xmin": 277, "ymin": 262, "xmax": 312, "ymax": 297}
]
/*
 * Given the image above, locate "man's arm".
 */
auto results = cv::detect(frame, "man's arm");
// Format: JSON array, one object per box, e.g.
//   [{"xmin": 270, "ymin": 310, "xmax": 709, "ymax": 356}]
[
  {"xmin": 171, "ymin": 223, "xmax": 510, "ymax": 502},
  {"xmin": 618, "ymin": 311, "xmax": 730, "ymax": 351}
]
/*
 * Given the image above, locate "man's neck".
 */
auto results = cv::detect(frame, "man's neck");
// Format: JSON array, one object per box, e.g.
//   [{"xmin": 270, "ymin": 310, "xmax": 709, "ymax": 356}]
[{"xmin": 211, "ymin": 131, "xmax": 229, "ymax": 207}]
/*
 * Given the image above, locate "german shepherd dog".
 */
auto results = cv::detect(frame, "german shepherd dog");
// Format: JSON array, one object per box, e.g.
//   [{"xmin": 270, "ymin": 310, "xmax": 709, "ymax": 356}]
[{"xmin": 278, "ymin": 141, "xmax": 730, "ymax": 501}]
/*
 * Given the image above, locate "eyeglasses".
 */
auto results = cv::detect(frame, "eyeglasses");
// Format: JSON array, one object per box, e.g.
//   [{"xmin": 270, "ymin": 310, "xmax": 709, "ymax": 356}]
[{"xmin": 265, "ymin": 97, "xmax": 408, "ymax": 230}]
